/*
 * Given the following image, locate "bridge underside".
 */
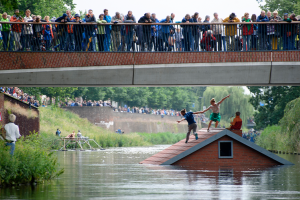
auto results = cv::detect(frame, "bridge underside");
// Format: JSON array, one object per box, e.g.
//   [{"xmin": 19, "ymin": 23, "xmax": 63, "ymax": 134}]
[{"xmin": 1, "ymin": 52, "xmax": 299, "ymax": 86}]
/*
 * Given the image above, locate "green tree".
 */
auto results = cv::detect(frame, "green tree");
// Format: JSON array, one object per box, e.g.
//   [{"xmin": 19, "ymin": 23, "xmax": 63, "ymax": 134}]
[
  {"xmin": 256, "ymin": 0, "xmax": 299, "ymax": 16},
  {"xmin": 201, "ymin": 87, "xmax": 254, "ymax": 128},
  {"xmin": 40, "ymin": 87, "xmax": 78, "ymax": 104},
  {"xmin": 248, "ymin": 86, "xmax": 300, "ymax": 129},
  {"xmin": 0, "ymin": 0, "xmax": 76, "ymax": 17}
]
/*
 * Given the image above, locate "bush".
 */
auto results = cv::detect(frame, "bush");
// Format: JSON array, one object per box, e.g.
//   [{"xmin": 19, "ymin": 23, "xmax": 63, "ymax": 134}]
[{"xmin": 0, "ymin": 134, "xmax": 64, "ymax": 187}]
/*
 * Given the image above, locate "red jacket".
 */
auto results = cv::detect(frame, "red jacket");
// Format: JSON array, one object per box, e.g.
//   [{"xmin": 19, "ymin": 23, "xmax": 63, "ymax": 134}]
[
  {"xmin": 200, "ymin": 31, "xmax": 216, "ymax": 51},
  {"xmin": 67, "ymin": 17, "xmax": 75, "ymax": 33},
  {"xmin": 10, "ymin": 15, "xmax": 23, "ymax": 32},
  {"xmin": 242, "ymin": 24, "xmax": 254, "ymax": 36}
]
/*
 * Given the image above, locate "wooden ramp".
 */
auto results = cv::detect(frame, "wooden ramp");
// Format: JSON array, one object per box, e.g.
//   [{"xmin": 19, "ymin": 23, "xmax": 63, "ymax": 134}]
[{"xmin": 140, "ymin": 128, "xmax": 223, "ymax": 165}]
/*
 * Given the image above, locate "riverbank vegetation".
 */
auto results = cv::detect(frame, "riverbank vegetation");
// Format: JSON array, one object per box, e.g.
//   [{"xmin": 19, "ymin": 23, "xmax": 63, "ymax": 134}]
[
  {"xmin": 0, "ymin": 134, "xmax": 64, "ymax": 187},
  {"xmin": 256, "ymin": 97, "xmax": 300, "ymax": 152}
]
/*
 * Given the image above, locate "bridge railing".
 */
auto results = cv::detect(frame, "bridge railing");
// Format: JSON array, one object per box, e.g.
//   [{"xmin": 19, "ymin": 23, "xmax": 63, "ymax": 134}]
[{"xmin": 0, "ymin": 21, "xmax": 300, "ymax": 52}]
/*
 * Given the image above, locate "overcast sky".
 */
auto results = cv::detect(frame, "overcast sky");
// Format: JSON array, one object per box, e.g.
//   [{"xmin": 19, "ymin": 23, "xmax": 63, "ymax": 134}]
[{"xmin": 73, "ymin": 0, "xmax": 263, "ymax": 21}]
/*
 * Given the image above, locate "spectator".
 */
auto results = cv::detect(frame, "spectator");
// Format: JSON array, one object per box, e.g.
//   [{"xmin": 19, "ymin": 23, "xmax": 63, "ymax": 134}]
[
  {"xmin": 282, "ymin": 13, "xmax": 292, "ymax": 50},
  {"xmin": 201, "ymin": 30, "xmax": 216, "ymax": 51},
  {"xmin": 66, "ymin": 10, "xmax": 75, "ymax": 51},
  {"xmin": 174, "ymin": 28, "xmax": 183, "ymax": 51},
  {"xmin": 211, "ymin": 12, "xmax": 223, "ymax": 51},
  {"xmin": 257, "ymin": 11, "xmax": 269, "ymax": 50},
  {"xmin": 111, "ymin": 12, "xmax": 123, "ymax": 51},
  {"xmin": 29, "ymin": 15, "xmax": 47, "ymax": 51},
  {"xmin": 43, "ymin": 25, "xmax": 52, "ymax": 51},
  {"xmin": 269, "ymin": 11, "xmax": 282, "ymax": 50},
  {"xmin": 124, "ymin": 11, "xmax": 136, "ymax": 52},
  {"xmin": 170, "ymin": 13, "xmax": 176, "ymax": 23},
  {"xmin": 72, "ymin": 14, "xmax": 83, "ymax": 51},
  {"xmin": 202, "ymin": 15, "xmax": 211, "ymax": 34},
  {"xmin": 3, "ymin": 114, "xmax": 21, "ymax": 155},
  {"xmin": 229, "ymin": 112, "xmax": 242, "ymax": 130},
  {"xmin": 151, "ymin": 13, "xmax": 159, "ymax": 51},
  {"xmin": 7, "ymin": 14, "xmax": 14, "ymax": 51},
  {"xmin": 23, "ymin": 9, "xmax": 33, "ymax": 51},
  {"xmin": 181, "ymin": 14, "xmax": 193, "ymax": 51},
  {"xmin": 1, "ymin": 13, "xmax": 10, "ymax": 51},
  {"xmin": 103, "ymin": 9, "xmax": 112, "ymax": 52},
  {"xmin": 96, "ymin": 14, "xmax": 107, "ymax": 52},
  {"xmin": 84, "ymin": 9, "xmax": 97, "ymax": 51},
  {"xmin": 290, "ymin": 14, "xmax": 298, "ymax": 50},
  {"xmin": 138, "ymin": 13, "xmax": 155, "ymax": 51},
  {"xmin": 55, "ymin": 13, "xmax": 70, "ymax": 51},
  {"xmin": 10, "ymin": 9, "xmax": 23, "ymax": 51},
  {"xmin": 51, "ymin": 17, "xmax": 58, "ymax": 50},
  {"xmin": 66, "ymin": 131, "xmax": 75, "ymax": 138},
  {"xmin": 191, "ymin": 12, "xmax": 200, "ymax": 51},
  {"xmin": 250, "ymin": 14, "xmax": 258, "ymax": 51},
  {"xmin": 242, "ymin": 12, "xmax": 253, "ymax": 51},
  {"xmin": 159, "ymin": 15, "xmax": 172, "ymax": 51},
  {"xmin": 223, "ymin": 13, "xmax": 240, "ymax": 51},
  {"xmin": 56, "ymin": 128, "xmax": 61, "ymax": 136}
]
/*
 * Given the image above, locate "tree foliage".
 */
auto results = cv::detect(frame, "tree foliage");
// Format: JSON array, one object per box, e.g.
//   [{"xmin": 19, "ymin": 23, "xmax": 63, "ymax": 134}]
[
  {"xmin": 248, "ymin": 86, "xmax": 300, "ymax": 129},
  {"xmin": 256, "ymin": 0, "xmax": 300, "ymax": 17},
  {"xmin": 0, "ymin": 0, "xmax": 76, "ymax": 17},
  {"xmin": 201, "ymin": 87, "xmax": 254, "ymax": 126}
]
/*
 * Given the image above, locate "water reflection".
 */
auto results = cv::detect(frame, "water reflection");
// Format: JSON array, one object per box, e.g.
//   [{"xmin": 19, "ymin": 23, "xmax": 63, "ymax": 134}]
[{"xmin": 1, "ymin": 146, "xmax": 300, "ymax": 200}]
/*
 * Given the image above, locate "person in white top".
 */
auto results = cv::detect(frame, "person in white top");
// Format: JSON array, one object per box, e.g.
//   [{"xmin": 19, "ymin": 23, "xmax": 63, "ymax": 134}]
[
  {"xmin": 2, "ymin": 114, "xmax": 21, "ymax": 155},
  {"xmin": 200, "ymin": 95, "xmax": 230, "ymax": 132}
]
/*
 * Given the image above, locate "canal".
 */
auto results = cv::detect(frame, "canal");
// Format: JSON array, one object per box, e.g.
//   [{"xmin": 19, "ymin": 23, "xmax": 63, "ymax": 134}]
[{"xmin": 1, "ymin": 145, "xmax": 300, "ymax": 199}]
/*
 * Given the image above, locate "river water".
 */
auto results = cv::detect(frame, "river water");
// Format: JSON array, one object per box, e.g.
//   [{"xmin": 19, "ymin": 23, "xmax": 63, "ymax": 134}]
[{"xmin": 1, "ymin": 145, "xmax": 300, "ymax": 200}]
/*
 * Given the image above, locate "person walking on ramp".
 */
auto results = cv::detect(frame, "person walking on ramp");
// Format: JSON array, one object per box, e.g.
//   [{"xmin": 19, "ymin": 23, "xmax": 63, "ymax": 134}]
[
  {"xmin": 177, "ymin": 109, "xmax": 202, "ymax": 143},
  {"xmin": 201, "ymin": 95, "xmax": 230, "ymax": 132}
]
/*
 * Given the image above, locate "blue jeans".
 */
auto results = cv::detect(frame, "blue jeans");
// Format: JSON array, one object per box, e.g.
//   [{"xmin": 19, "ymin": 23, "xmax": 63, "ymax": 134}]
[
  {"xmin": 6, "ymin": 142, "xmax": 15, "ymax": 155},
  {"xmin": 258, "ymin": 33, "xmax": 268, "ymax": 50},
  {"xmin": 104, "ymin": 32, "xmax": 111, "ymax": 51},
  {"xmin": 283, "ymin": 35, "xmax": 291, "ymax": 50},
  {"xmin": 45, "ymin": 39, "xmax": 51, "ymax": 51},
  {"xmin": 190, "ymin": 33, "xmax": 195, "ymax": 51},
  {"xmin": 9, "ymin": 32, "xmax": 14, "ymax": 51},
  {"xmin": 66, "ymin": 33, "xmax": 75, "ymax": 51},
  {"xmin": 222, "ymin": 36, "xmax": 226, "ymax": 51},
  {"xmin": 84, "ymin": 31, "xmax": 95, "ymax": 51},
  {"xmin": 58, "ymin": 31, "xmax": 68, "ymax": 51},
  {"xmin": 2, "ymin": 31, "xmax": 9, "ymax": 51},
  {"xmin": 162, "ymin": 32, "xmax": 170, "ymax": 51},
  {"xmin": 290, "ymin": 34, "xmax": 297, "ymax": 50},
  {"xmin": 243, "ymin": 35, "xmax": 251, "ymax": 51},
  {"xmin": 126, "ymin": 31, "xmax": 133, "ymax": 51}
]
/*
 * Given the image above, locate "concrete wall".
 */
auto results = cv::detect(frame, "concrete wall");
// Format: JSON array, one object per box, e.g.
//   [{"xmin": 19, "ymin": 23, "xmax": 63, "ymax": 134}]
[
  {"xmin": 1, "ymin": 52, "xmax": 300, "ymax": 86},
  {"xmin": 63, "ymin": 107, "xmax": 197, "ymax": 134},
  {"xmin": 0, "ymin": 92, "xmax": 39, "ymax": 137}
]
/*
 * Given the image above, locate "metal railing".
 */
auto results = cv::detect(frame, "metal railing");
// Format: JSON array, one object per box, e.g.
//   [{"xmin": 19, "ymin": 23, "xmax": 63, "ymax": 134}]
[{"xmin": 1, "ymin": 21, "xmax": 300, "ymax": 52}]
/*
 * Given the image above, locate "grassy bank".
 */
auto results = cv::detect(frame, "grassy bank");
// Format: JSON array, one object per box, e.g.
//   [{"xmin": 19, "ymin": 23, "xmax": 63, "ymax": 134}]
[
  {"xmin": 40, "ymin": 106, "xmax": 185, "ymax": 148},
  {"xmin": 0, "ymin": 134, "xmax": 63, "ymax": 187}
]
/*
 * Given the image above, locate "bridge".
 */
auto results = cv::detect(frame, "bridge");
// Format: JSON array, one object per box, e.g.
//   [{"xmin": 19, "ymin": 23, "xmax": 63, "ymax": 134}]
[
  {"xmin": 0, "ymin": 21, "xmax": 300, "ymax": 86},
  {"xmin": 1, "ymin": 51, "xmax": 299, "ymax": 86}
]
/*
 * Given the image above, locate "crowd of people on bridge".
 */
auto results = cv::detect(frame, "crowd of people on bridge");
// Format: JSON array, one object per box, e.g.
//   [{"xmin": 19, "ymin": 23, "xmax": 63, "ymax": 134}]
[{"xmin": 1, "ymin": 8, "xmax": 300, "ymax": 52}]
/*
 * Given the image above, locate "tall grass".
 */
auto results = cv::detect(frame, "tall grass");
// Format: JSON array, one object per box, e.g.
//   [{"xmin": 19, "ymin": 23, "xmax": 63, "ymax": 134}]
[
  {"xmin": 137, "ymin": 132, "xmax": 186, "ymax": 144},
  {"xmin": 0, "ymin": 134, "xmax": 64, "ymax": 187}
]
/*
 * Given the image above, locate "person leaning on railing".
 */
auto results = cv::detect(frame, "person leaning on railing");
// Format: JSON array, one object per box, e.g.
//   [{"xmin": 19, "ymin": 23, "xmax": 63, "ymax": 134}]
[
  {"xmin": 269, "ymin": 11, "xmax": 282, "ymax": 50},
  {"xmin": 28, "ymin": 15, "xmax": 47, "ymax": 51},
  {"xmin": 123, "ymin": 11, "xmax": 136, "ymax": 52},
  {"xmin": 211, "ymin": 12, "xmax": 223, "ymax": 52},
  {"xmin": 96, "ymin": 14, "xmax": 107, "ymax": 52},
  {"xmin": 84, "ymin": 9, "xmax": 96, "ymax": 52},
  {"xmin": 23, "ymin": 9, "xmax": 33, "ymax": 51},
  {"xmin": 181, "ymin": 14, "xmax": 193, "ymax": 52},
  {"xmin": 138, "ymin": 13, "xmax": 155, "ymax": 51},
  {"xmin": 282, "ymin": 13, "xmax": 292, "ymax": 50},
  {"xmin": 111, "ymin": 12, "xmax": 123, "ymax": 52},
  {"xmin": 10, "ymin": 9, "xmax": 23, "ymax": 51},
  {"xmin": 257, "ymin": 11, "xmax": 269, "ymax": 51},
  {"xmin": 0, "ymin": 12, "xmax": 11, "ymax": 51},
  {"xmin": 242, "ymin": 12, "xmax": 253, "ymax": 51},
  {"xmin": 72, "ymin": 14, "xmax": 83, "ymax": 51},
  {"xmin": 290, "ymin": 14, "xmax": 298, "ymax": 50},
  {"xmin": 223, "ymin": 13, "xmax": 240, "ymax": 51}
]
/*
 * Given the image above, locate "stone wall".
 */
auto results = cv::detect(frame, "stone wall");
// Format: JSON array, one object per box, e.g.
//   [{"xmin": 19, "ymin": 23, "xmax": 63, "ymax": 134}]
[
  {"xmin": 0, "ymin": 92, "xmax": 39, "ymax": 137},
  {"xmin": 64, "ymin": 107, "xmax": 207, "ymax": 134}
]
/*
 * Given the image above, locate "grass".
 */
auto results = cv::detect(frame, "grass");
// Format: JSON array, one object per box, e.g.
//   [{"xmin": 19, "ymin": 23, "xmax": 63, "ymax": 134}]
[
  {"xmin": 0, "ymin": 134, "xmax": 64, "ymax": 187},
  {"xmin": 40, "ymin": 106, "xmax": 186, "ymax": 148}
]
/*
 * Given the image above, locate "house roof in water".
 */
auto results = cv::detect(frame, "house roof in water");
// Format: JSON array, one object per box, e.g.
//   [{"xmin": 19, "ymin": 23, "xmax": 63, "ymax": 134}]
[{"xmin": 140, "ymin": 128, "xmax": 293, "ymax": 165}]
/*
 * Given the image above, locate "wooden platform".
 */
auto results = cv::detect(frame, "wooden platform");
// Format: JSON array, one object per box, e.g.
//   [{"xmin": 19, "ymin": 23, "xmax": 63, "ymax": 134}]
[{"xmin": 140, "ymin": 128, "xmax": 224, "ymax": 165}]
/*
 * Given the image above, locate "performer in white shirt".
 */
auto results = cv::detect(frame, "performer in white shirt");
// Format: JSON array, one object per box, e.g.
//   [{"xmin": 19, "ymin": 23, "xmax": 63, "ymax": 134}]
[{"xmin": 3, "ymin": 114, "xmax": 21, "ymax": 155}]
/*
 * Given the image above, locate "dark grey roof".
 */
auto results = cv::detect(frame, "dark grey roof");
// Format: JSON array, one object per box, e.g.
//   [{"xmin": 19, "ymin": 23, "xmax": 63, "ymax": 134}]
[{"xmin": 161, "ymin": 129, "xmax": 294, "ymax": 165}]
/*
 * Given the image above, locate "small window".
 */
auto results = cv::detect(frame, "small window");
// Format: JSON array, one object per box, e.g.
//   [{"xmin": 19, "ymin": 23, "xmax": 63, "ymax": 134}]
[{"xmin": 218, "ymin": 141, "xmax": 233, "ymax": 158}]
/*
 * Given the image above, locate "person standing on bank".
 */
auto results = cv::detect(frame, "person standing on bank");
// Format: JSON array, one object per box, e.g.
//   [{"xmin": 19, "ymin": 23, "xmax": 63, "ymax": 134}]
[
  {"xmin": 177, "ymin": 109, "xmax": 203, "ymax": 143},
  {"xmin": 2, "ymin": 114, "xmax": 21, "ymax": 155},
  {"xmin": 200, "ymin": 95, "xmax": 230, "ymax": 132}
]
